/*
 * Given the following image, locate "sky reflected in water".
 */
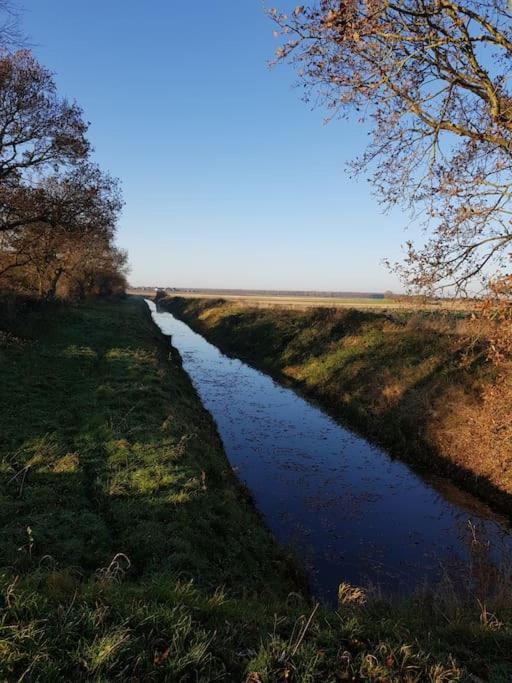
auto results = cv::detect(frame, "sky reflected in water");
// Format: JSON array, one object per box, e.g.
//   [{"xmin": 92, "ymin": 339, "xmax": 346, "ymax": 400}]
[{"xmin": 147, "ymin": 300, "xmax": 511, "ymax": 602}]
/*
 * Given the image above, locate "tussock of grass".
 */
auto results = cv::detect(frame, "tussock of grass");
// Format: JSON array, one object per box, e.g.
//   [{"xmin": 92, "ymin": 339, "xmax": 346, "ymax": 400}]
[
  {"xmin": 162, "ymin": 297, "xmax": 512, "ymax": 514},
  {"xmin": 5, "ymin": 566, "xmax": 512, "ymax": 681},
  {"xmin": 1, "ymin": 297, "xmax": 511, "ymax": 680}
]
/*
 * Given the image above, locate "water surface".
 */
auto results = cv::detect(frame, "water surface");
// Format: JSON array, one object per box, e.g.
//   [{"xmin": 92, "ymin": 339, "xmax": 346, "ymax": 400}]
[{"xmin": 146, "ymin": 300, "xmax": 511, "ymax": 602}]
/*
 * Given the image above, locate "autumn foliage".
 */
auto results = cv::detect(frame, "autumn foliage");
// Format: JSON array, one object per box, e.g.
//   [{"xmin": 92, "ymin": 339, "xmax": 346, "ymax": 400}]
[
  {"xmin": 270, "ymin": 0, "xmax": 512, "ymax": 360},
  {"xmin": 0, "ymin": 48, "xmax": 127, "ymax": 301}
]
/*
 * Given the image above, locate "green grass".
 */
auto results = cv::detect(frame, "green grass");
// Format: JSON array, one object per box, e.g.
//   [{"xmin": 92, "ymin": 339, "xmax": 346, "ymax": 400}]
[
  {"xmin": 1, "ymin": 296, "xmax": 511, "ymax": 680},
  {"xmin": 0, "ymin": 298, "xmax": 297, "ymax": 590}
]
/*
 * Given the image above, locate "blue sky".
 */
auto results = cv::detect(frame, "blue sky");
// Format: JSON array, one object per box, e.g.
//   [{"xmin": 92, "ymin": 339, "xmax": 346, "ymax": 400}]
[{"xmin": 22, "ymin": 1, "xmax": 411, "ymax": 292}]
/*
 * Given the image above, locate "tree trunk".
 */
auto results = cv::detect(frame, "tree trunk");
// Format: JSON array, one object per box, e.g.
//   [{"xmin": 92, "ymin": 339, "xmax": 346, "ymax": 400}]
[{"xmin": 45, "ymin": 267, "xmax": 63, "ymax": 301}]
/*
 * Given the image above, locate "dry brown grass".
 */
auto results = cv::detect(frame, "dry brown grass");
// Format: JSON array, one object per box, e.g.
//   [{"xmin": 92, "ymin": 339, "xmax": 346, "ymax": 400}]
[
  {"xmin": 129, "ymin": 289, "xmax": 477, "ymax": 312},
  {"xmin": 162, "ymin": 296, "xmax": 512, "ymax": 512},
  {"xmin": 432, "ymin": 366, "xmax": 512, "ymax": 495}
]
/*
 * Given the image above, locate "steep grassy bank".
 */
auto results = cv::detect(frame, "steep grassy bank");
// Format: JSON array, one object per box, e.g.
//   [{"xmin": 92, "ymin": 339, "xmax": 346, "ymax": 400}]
[
  {"xmin": 1, "ymin": 296, "xmax": 511, "ymax": 680},
  {"xmin": 161, "ymin": 296, "xmax": 512, "ymax": 514}
]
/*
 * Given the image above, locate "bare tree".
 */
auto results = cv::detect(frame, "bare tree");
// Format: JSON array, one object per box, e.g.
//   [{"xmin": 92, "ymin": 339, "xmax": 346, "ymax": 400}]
[
  {"xmin": 270, "ymin": 0, "xmax": 512, "ymax": 295},
  {"xmin": 0, "ymin": 164, "xmax": 124, "ymax": 299},
  {"xmin": 0, "ymin": 0, "xmax": 23, "ymax": 51},
  {"xmin": 0, "ymin": 43, "xmax": 127, "ymax": 302},
  {"xmin": 0, "ymin": 50, "xmax": 89, "ymax": 233},
  {"xmin": 0, "ymin": 223, "xmax": 127, "ymax": 300}
]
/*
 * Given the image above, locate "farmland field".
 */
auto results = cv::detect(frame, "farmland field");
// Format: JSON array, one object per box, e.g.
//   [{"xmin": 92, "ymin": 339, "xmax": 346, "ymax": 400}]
[{"xmin": 128, "ymin": 289, "xmax": 474, "ymax": 311}]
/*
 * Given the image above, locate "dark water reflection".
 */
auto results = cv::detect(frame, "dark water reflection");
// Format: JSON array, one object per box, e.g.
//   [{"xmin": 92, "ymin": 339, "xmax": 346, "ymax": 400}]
[{"xmin": 146, "ymin": 300, "xmax": 511, "ymax": 602}]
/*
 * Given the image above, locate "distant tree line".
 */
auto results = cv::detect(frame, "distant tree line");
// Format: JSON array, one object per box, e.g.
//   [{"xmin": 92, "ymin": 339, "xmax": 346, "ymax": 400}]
[
  {"xmin": 159, "ymin": 288, "xmax": 387, "ymax": 299},
  {"xmin": 0, "ymin": 6, "xmax": 127, "ymax": 302}
]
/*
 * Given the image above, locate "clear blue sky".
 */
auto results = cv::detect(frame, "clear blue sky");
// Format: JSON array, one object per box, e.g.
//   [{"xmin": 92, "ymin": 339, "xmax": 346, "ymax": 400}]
[{"xmin": 22, "ymin": 0, "xmax": 411, "ymax": 292}]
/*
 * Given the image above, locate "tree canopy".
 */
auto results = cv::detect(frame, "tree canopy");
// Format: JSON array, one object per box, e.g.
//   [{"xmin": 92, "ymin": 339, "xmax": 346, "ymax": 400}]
[
  {"xmin": 270, "ymin": 0, "xmax": 512, "ymax": 296},
  {"xmin": 0, "ymin": 43, "xmax": 127, "ymax": 300}
]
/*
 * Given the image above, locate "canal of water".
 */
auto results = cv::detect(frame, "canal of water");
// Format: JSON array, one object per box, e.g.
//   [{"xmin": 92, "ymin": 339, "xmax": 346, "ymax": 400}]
[{"xmin": 146, "ymin": 299, "xmax": 511, "ymax": 602}]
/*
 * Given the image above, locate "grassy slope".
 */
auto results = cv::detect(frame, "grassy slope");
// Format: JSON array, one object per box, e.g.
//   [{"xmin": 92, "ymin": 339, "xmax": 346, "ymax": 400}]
[
  {"xmin": 161, "ymin": 297, "xmax": 512, "ymax": 514},
  {"xmin": 0, "ymin": 296, "xmax": 511, "ymax": 681}
]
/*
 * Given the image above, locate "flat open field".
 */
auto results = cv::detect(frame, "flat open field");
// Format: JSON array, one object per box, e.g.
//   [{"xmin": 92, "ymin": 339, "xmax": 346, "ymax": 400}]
[{"xmin": 128, "ymin": 289, "xmax": 474, "ymax": 312}]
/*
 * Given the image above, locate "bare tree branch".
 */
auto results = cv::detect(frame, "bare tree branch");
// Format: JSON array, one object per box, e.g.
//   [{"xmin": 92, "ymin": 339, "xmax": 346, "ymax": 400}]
[{"xmin": 270, "ymin": 0, "xmax": 512, "ymax": 294}]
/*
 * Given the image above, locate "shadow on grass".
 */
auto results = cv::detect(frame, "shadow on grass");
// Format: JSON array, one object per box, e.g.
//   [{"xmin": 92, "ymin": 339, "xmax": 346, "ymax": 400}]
[
  {"xmin": 0, "ymin": 297, "xmax": 300, "ymax": 599},
  {"xmin": 161, "ymin": 296, "xmax": 512, "ymax": 518},
  {"xmin": 2, "ymin": 297, "xmax": 512, "ymax": 681}
]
